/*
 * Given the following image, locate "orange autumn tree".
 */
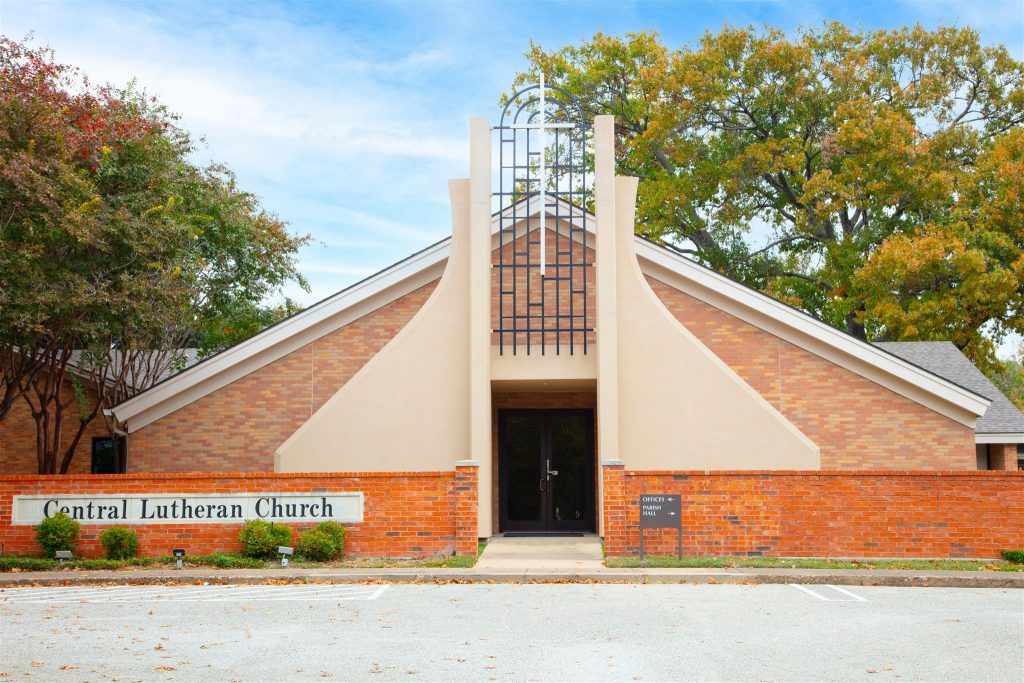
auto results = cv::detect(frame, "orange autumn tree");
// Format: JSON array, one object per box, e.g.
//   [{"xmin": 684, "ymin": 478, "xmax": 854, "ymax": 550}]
[{"xmin": 512, "ymin": 24, "xmax": 1023, "ymax": 373}]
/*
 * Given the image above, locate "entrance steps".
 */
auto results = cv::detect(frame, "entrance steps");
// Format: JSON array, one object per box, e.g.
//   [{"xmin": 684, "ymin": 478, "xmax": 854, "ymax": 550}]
[{"xmin": 476, "ymin": 533, "xmax": 604, "ymax": 570}]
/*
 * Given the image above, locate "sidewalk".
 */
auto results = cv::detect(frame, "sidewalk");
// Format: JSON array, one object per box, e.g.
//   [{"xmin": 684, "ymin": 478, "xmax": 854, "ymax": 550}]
[{"xmin": 2, "ymin": 565, "xmax": 1021, "ymax": 588}]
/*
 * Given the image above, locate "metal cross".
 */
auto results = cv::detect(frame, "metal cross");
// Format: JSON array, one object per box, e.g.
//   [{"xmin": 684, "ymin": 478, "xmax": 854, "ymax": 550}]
[{"xmin": 508, "ymin": 74, "xmax": 574, "ymax": 275}]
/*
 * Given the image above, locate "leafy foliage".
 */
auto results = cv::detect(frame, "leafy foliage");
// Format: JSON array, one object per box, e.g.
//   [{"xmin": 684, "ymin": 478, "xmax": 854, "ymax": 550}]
[
  {"xmin": 35, "ymin": 512, "xmax": 80, "ymax": 556},
  {"xmin": 989, "ymin": 344, "xmax": 1024, "ymax": 410},
  {"xmin": 237, "ymin": 520, "xmax": 293, "ymax": 559},
  {"xmin": 99, "ymin": 527, "xmax": 139, "ymax": 560},
  {"xmin": 1001, "ymin": 549, "xmax": 1024, "ymax": 564},
  {"xmin": 298, "ymin": 521, "xmax": 347, "ymax": 561},
  {"xmin": 512, "ymin": 24, "xmax": 1024, "ymax": 371},
  {"xmin": 0, "ymin": 38, "xmax": 311, "ymax": 472}
]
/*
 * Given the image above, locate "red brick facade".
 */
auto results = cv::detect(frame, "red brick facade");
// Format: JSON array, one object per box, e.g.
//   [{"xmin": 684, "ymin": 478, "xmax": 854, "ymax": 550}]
[
  {"xmin": 128, "ymin": 282, "xmax": 438, "ymax": 472},
  {"xmin": 0, "ymin": 467, "xmax": 479, "ymax": 558},
  {"xmin": 491, "ymin": 229, "xmax": 596, "ymax": 351},
  {"xmin": 987, "ymin": 443, "xmax": 1019, "ymax": 471},
  {"xmin": 0, "ymin": 380, "xmax": 111, "ymax": 475},
  {"xmin": 648, "ymin": 278, "xmax": 976, "ymax": 469},
  {"xmin": 602, "ymin": 464, "xmax": 1024, "ymax": 559}
]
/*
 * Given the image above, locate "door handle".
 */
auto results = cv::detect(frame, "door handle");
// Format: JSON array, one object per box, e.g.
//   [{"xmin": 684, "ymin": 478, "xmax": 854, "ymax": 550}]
[
  {"xmin": 539, "ymin": 478, "xmax": 546, "ymax": 492},
  {"xmin": 547, "ymin": 470, "xmax": 559, "ymax": 476}
]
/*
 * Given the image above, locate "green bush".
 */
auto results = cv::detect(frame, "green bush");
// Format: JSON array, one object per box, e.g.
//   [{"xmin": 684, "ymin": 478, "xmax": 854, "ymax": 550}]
[
  {"xmin": 0, "ymin": 557, "xmax": 57, "ymax": 572},
  {"xmin": 99, "ymin": 527, "xmax": 139, "ymax": 560},
  {"xmin": 298, "ymin": 522, "xmax": 347, "ymax": 562},
  {"xmin": 315, "ymin": 521, "xmax": 346, "ymax": 552},
  {"xmin": 238, "ymin": 520, "xmax": 293, "ymax": 558},
  {"xmin": 1001, "ymin": 549, "xmax": 1024, "ymax": 564},
  {"xmin": 298, "ymin": 530, "xmax": 337, "ymax": 561},
  {"xmin": 35, "ymin": 512, "xmax": 80, "ymax": 557}
]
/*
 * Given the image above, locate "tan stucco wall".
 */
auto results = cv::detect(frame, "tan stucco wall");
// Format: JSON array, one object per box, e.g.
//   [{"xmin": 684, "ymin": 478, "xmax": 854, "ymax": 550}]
[
  {"xmin": 274, "ymin": 180, "xmax": 472, "ymax": 473},
  {"xmin": 593, "ymin": 116, "xmax": 819, "ymax": 470}
]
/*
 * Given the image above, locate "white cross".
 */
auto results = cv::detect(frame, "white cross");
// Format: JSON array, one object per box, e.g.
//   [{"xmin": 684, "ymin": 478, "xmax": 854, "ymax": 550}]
[{"xmin": 508, "ymin": 74, "xmax": 574, "ymax": 275}]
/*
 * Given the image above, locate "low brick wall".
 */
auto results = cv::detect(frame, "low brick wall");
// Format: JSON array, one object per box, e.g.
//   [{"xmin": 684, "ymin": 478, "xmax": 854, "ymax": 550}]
[
  {"xmin": 602, "ymin": 465, "xmax": 1024, "ymax": 559},
  {"xmin": 0, "ymin": 467, "xmax": 479, "ymax": 558}
]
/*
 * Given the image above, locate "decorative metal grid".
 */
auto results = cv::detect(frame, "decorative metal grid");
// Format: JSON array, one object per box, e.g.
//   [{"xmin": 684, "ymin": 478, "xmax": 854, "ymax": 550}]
[{"xmin": 495, "ymin": 77, "xmax": 592, "ymax": 356}]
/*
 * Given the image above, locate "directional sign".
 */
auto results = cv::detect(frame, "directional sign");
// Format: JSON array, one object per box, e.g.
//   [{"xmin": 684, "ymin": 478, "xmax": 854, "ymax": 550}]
[{"xmin": 639, "ymin": 494, "xmax": 681, "ymax": 529}]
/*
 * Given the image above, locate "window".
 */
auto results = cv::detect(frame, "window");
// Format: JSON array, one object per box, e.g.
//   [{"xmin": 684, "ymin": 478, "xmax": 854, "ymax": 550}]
[{"xmin": 91, "ymin": 436, "xmax": 126, "ymax": 474}]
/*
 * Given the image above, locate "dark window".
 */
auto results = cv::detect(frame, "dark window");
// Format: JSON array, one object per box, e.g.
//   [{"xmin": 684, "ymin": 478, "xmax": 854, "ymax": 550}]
[{"xmin": 91, "ymin": 436, "xmax": 126, "ymax": 474}]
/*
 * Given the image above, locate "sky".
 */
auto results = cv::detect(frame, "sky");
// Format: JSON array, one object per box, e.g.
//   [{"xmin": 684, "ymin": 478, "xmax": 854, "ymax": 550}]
[{"xmin": 2, "ymin": 0, "xmax": 1023, "ymax": 354}]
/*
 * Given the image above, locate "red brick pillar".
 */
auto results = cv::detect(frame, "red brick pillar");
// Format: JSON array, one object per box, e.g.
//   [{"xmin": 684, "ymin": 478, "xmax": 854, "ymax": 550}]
[
  {"xmin": 453, "ymin": 461, "xmax": 479, "ymax": 556},
  {"xmin": 601, "ymin": 460, "xmax": 627, "ymax": 557},
  {"xmin": 989, "ymin": 444, "xmax": 1019, "ymax": 471}
]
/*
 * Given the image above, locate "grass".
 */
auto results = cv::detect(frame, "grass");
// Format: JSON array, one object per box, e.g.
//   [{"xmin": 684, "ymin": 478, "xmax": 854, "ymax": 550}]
[
  {"xmin": 0, "ymin": 542, "xmax": 489, "ymax": 572},
  {"xmin": 604, "ymin": 555, "xmax": 1024, "ymax": 572}
]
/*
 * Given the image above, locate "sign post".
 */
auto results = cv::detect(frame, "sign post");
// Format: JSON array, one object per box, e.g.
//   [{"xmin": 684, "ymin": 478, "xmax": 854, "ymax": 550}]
[{"xmin": 638, "ymin": 494, "xmax": 682, "ymax": 561}]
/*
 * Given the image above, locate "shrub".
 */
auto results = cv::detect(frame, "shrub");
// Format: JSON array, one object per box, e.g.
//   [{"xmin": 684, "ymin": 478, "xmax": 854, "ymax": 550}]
[
  {"xmin": 315, "ymin": 521, "xmax": 346, "ymax": 553},
  {"xmin": 35, "ymin": 512, "xmax": 80, "ymax": 557},
  {"xmin": 0, "ymin": 557, "xmax": 56, "ymax": 572},
  {"xmin": 298, "ymin": 529, "xmax": 338, "ymax": 562},
  {"xmin": 99, "ymin": 527, "xmax": 139, "ymax": 560},
  {"xmin": 1001, "ymin": 550, "xmax": 1024, "ymax": 564},
  {"xmin": 238, "ymin": 520, "xmax": 293, "ymax": 558},
  {"xmin": 298, "ymin": 522, "xmax": 347, "ymax": 562}
]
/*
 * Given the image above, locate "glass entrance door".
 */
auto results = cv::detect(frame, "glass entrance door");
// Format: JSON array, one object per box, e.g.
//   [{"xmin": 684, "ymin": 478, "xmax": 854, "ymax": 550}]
[{"xmin": 498, "ymin": 409, "xmax": 595, "ymax": 532}]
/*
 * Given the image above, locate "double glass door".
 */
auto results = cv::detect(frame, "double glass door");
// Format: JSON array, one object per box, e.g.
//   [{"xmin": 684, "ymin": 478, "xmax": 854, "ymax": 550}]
[{"xmin": 498, "ymin": 409, "xmax": 595, "ymax": 532}]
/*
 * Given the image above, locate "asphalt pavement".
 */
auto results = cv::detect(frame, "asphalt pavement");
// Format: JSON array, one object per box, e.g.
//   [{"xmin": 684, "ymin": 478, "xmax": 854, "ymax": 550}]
[{"xmin": 1, "ymin": 583, "xmax": 1021, "ymax": 682}]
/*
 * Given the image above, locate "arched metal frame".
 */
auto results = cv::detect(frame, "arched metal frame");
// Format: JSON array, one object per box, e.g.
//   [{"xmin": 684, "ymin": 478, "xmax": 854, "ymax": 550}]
[{"xmin": 494, "ymin": 78, "xmax": 592, "ymax": 356}]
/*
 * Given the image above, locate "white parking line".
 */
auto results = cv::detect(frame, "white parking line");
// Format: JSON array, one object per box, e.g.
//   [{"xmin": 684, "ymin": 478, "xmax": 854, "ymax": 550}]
[
  {"xmin": 1, "ymin": 584, "xmax": 389, "ymax": 604},
  {"xmin": 827, "ymin": 584, "xmax": 869, "ymax": 602},
  {"xmin": 789, "ymin": 584, "xmax": 868, "ymax": 602}
]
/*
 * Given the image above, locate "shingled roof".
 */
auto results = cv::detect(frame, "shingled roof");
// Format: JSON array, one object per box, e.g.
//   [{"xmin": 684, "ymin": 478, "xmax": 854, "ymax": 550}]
[{"xmin": 873, "ymin": 341, "xmax": 1024, "ymax": 438}]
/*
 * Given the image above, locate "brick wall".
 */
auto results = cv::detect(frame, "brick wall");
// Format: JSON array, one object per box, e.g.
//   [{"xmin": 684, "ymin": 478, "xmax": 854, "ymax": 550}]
[
  {"xmin": 0, "ymin": 380, "xmax": 111, "ymax": 475},
  {"xmin": 0, "ymin": 467, "xmax": 479, "ymax": 558},
  {"xmin": 129, "ymin": 281, "xmax": 438, "ymax": 472},
  {"xmin": 988, "ymin": 444, "xmax": 1019, "ymax": 471},
  {"xmin": 602, "ymin": 464, "xmax": 1024, "ymax": 559},
  {"xmin": 648, "ymin": 278, "xmax": 975, "ymax": 469},
  {"xmin": 492, "ymin": 228, "xmax": 596, "ymax": 352}
]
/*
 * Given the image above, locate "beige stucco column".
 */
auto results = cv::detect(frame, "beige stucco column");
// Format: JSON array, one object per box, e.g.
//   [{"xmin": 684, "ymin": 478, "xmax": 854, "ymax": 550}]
[
  {"xmin": 469, "ymin": 117, "xmax": 493, "ymax": 537},
  {"xmin": 594, "ymin": 115, "xmax": 619, "ymax": 535}
]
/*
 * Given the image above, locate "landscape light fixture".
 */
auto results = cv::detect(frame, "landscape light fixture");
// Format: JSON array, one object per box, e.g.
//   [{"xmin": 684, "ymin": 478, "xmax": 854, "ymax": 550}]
[
  {"xmin": 55, "ymin": 550, "xmax": 73, "ymax": 563},
  {"xmin": 278, "ymin": 546, "xmax": 294, "ymax": 567},
  {"xmin": 172, "ymin": 548, "xmax": 186, "ymax": 570}
]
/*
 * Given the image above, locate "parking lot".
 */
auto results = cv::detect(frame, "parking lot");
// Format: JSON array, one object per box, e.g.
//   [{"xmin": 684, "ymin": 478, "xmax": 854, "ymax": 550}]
[{"xmin": 1, "ymin": 583, "xmax": 1021, "ymax": 681}]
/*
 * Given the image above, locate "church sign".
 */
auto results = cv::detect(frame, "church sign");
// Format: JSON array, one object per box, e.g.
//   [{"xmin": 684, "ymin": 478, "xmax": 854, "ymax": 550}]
[{"xmin": 11, "ymin": 492, "xmax": 364, "ymax": 526}]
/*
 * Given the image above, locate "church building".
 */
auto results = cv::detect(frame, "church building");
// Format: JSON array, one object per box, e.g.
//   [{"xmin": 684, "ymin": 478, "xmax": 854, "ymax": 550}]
[
  {"xmin": 104, "ymin": 100, "xmax": 1021, "ymax": 539},
  {"xmin": 3, "ymin": 88, "xmax": 1021, "ymax": 558}
]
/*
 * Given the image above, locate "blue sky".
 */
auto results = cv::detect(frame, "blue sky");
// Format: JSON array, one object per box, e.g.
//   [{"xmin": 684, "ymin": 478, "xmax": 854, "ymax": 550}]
[{"xmin": 3, "ymin": 0, "xmax": 1023, "ymax": 352}]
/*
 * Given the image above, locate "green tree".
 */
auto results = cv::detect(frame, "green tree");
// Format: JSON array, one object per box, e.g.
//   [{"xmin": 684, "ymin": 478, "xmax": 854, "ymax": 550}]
[
  {"xmin": 990, "ymin": 344, "xmax": 1024, "ymax": 410},
  {"xmin": 0, "ymin": 38, "xmax": 310, "ymax": 473},
  {"xmin": 512, "ymin": 24, "xmax": 1023, "ymax": 373}
]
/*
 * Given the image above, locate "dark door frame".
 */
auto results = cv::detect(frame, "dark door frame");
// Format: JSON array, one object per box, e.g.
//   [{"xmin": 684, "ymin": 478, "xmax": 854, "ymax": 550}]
[{"xmin": 497, "ymin": 408, "xmax": 596, "ymax": 532}]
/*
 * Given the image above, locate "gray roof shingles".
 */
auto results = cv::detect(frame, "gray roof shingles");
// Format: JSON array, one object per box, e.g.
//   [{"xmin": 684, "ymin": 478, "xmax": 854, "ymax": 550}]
[{"xmin": 873, "ymin": 341, "xmax": 1024, "ymax": 436}]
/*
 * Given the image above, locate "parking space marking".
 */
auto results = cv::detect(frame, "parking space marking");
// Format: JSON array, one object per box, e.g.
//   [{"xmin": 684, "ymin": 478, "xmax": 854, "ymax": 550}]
[
  {"xmin": 826, "ymin": 585, "xmax": 868, "ymax": 602},
  {"xmin": 789, "ymin": 584, "xmax": 869, "ymax": 602},
  {"xmin": 0, "ymin": 584, "xmax": 389, "ymax": 604}
]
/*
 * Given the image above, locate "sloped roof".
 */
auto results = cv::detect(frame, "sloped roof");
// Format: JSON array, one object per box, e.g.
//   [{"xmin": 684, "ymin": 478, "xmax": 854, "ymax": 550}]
[
  {"xmin": 112, "ymin": 195, "xmax": 990, "ymax": 431},
  {"xmin": 874, "ymin": 342, "xmax": 1024, "ymax": 438}
]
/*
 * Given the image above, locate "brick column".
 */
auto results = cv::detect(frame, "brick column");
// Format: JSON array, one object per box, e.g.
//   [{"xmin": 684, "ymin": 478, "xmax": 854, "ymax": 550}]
[
  {"xmin": 453, "ymin": 461, "xmax": 480, "ymax": 556},
  {"xmin": 601, "ymin": 460, "xmax": 627, "ymax": 557},
  {"xmin": 988, "ymin": 444, "xmax": 1019, "ymax": 471}
]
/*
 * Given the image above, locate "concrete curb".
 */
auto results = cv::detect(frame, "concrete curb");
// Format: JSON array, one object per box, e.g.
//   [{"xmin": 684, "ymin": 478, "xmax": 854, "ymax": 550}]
[{"xmin": 1, "ymin": 567, "xmax": 1021, "ymax": 589}]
